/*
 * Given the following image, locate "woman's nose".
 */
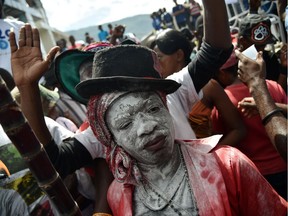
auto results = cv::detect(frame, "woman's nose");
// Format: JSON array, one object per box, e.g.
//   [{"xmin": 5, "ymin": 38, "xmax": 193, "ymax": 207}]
[{"xmin": 136, "ymin": 113, "xmax": 157, "ymax": 136}]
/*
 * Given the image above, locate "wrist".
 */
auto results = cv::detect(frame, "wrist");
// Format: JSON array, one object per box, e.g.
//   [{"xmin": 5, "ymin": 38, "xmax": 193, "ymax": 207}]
[
  {"xmin": 262, "ymin": 108, "xmax": 283, "ymax": 125},
  {"xmin": 17, "ymin": 82, "xmax": 39, "ymax": 93},
  {"xmin": 248, "ymin": 78, "xmax": 266, "ymax": 94}
]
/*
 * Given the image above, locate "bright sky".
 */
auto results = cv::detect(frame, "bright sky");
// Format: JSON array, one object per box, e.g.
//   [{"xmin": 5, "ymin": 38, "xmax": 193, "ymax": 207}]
[{"xmin": 41, "ymin": 0, "xmax": 189, "ymax": 31}]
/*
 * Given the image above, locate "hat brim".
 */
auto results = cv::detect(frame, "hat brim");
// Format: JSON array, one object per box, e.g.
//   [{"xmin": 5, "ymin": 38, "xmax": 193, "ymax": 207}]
[
  {"xmin": 55, "ymin": 49, "xmax": 95, "ymax": 105},
  {"xmin": 76, "ymin": 77, "xmax": 181, "ymax": 100}
]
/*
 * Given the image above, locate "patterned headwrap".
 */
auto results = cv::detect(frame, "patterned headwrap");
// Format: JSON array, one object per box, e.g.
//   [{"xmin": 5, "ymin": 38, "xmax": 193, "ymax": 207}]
[{"xmin": 87, "ymin": 91, "xmax": 167, "ymax": 185}]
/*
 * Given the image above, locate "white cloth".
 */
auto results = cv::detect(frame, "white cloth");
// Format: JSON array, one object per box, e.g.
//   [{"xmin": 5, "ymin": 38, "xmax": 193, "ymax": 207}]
[
  {"xmin": 0, "ymin": 123, "xmax": 10, "ymax": 145},
  {"xmin": 0, "ymin": 18, "xmax": 24, "ymax": 74},
  {"xmin": 44, "ymin": 116, "xmax": 74, "ymax": 144},
  {"xmin": 0, "ymin": 117, "xmax": 73, "ymax": 146},
  {"xmin": 167, "ymin": 66, "xmax": 200, "ymax": 140},
  {"xmin": 74, "ymin": 126, "xmax": 106, "ymax": 159}
]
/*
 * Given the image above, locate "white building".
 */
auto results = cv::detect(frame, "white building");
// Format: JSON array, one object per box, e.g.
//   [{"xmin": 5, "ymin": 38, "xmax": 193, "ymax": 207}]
[{"xmin": 3, "ymin": 0, "xmax": 68, "ymax": 56}]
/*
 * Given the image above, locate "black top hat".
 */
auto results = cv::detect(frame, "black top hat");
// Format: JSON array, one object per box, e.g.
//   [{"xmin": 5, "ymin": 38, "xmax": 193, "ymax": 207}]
[{"xmin": 76, "ymin": 45, "xmax": 181, "ymax": 99}]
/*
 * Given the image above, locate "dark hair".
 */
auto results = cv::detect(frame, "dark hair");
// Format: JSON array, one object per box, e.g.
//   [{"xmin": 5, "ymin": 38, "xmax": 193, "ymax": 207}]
[
  {"xmin": 155, "ymin": 29, "xmax": 192, "ymax": 65},
  {"xmin": 0, "ymin": 68, "xmax": 15, "ymax": 91}
]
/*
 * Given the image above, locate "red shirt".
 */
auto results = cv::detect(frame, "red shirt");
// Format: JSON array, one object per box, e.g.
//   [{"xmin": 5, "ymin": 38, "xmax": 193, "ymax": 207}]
[{"xmin": 212, "ymin": 80, "xmax": 287, "ymax": 175}]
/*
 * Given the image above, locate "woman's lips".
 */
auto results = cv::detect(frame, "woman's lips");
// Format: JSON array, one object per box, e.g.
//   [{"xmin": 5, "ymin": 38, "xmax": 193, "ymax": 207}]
[{"xmin": 144, "ymin": 136, "xmax": 166, "ymax": 151}]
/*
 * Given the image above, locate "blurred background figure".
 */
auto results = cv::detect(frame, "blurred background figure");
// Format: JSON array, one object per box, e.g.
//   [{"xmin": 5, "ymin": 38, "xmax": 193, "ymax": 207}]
[
  {"xmin": 107, "ymin": 23, "xmax": 113, "ymax": 35},
  {"xmin": 97, "ymin": 25, "xmax": 108, "ymax": 42},
  {"xmin": 187, "ymin": 0, "xmax": 202, "ymax": 31},
  {"xmin": 172, "ymin": 0, "xmax": 188, "ymax": 30},
  {"xmin": 85, "ymin": 32, "xmax": 94, "ymax": 44},
  {"xmin": 150, "ymin": 11, "xmax": 162, "ymax": 31},
  {"xmin": 56, "ymin": 38, "xmax": 67, "ymax": 53},
  {"xmin": 161, "ymin": 7, "xmax": 174, "ymax": 29}
]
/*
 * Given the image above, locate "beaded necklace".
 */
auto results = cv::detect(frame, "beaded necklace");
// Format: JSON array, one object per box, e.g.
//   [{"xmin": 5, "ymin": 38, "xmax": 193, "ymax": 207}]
[{"xmin": 136, "ymin": 145, "xmax": 198, "ymax": 215}]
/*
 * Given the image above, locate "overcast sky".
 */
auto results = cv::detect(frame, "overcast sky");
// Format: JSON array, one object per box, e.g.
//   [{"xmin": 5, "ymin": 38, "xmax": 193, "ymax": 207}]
[
  {"xmin": 41, "ymin": 0, "xmax": 237, "ymax": 32},
  {"xmin": 41, "ymin": 0, "xmax": 185, "ymax": 31}
]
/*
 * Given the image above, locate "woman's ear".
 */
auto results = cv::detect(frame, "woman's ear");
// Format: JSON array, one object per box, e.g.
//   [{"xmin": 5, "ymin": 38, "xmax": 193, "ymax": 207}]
[{"xmin": 176, "ymin": 49, "xmax": 185, "ymax": 62}]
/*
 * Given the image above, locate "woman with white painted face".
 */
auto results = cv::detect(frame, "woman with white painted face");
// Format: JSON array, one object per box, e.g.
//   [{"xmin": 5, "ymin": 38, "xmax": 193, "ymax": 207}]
[
  {"xmin": 8, "ymin": 21, "xmax": 287, "ymax": 213},
  {"xmin": 74, "ymin": 45, "xmax": 287, "ymax": 216}
]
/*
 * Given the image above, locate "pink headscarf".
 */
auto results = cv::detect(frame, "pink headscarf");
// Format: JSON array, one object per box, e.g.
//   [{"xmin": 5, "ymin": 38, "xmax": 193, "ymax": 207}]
[
  {"xmin": 88, "ymin": 92, "xmax": 141, "ymax": 185},
  {"xmin": 87, "ymin": 91, "xmax": 167, "ymax": 185}
]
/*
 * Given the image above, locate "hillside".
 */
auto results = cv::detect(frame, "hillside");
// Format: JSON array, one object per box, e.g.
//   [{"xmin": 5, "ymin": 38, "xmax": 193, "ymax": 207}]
[{"xmin": 65, "ymin": 14, "xmax": 154, "ymax": 43}]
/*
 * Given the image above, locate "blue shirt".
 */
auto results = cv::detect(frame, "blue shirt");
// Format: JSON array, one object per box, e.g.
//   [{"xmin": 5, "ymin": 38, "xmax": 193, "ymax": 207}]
[{"xmin": 98, "ymin": 30, "xmax": 109, "ymax": 41}]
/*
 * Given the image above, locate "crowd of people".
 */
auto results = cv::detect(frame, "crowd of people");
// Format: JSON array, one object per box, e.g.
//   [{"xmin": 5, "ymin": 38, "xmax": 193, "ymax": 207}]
[
  {"xmin": 0, "ymin": 0, "xmax": 287, "ymax": 215},
  {"xmin": 150, "ymin": 0, "xmax": 202, "ymax": 32}
]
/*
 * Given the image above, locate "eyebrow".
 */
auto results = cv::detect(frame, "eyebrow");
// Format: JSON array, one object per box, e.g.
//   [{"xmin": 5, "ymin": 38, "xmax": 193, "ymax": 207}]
[{"xmin": 112, "ymin": 97, "xmax": 152, "ymax": 126}]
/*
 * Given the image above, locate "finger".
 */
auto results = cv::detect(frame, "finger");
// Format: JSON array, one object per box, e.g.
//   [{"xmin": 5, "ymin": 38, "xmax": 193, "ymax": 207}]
[
  {"xmin": 255, "ymin": 51, "xmax": 263, "ymax": 62},
  {"xmin": 25, "ymin": 24, "xmax": 33, "ymax": 47},
  {"xmin": 239, "ymin": 102, "xmax": 253, "ymax": 107},
  {"xmin": 237, "ymin": 68, "xmax": 243, "ymax": 78},
  {"xmin": 18, "ymin": 26, "xmax": 26, "ymax": 47},
  {"xmin": 32, "ymin": 28, "xmax": 41, "ymax": 49},
  {"xmin": 235, "ymin": 49, "xmax": 244, "ymax": 61},
  {"xmin": 44, "ymin": 46, "xmax": 60, "ymax": 66},
  {"xmin": 9, "ymin": 29, "xmax": 18, "ymax": 53},
  {"xmin": 242, "ymin": 97, "xmax": 254, "ymax": 103}
]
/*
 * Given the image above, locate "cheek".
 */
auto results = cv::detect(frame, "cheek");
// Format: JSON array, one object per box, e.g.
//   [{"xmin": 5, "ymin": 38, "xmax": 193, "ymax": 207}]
[
  {"xmin": 158, "ymin": 109, "xmax": 173, "ymax": 129},
  {"xmin": 115, "ymin": 130, "xmax": 136, "ymax": 151},
  {"xmin": 159, "ymin": 57, "xmax": 176, "ymax": 77}
]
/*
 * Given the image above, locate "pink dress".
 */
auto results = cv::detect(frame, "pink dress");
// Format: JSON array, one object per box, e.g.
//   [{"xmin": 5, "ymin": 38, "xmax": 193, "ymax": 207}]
[{"xmin": 106, "ymin": 138, "xmax": 287, "ymax": 215}]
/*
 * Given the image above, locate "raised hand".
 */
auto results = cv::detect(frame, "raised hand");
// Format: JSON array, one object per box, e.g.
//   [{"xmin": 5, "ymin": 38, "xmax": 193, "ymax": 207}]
[
  {"xmin": 9, "ymin": 23, "xmax": 59, "ymax": 87},
  {"xmin": 235, "ymin": 49, "xmax": 266, "ymax": 87}
]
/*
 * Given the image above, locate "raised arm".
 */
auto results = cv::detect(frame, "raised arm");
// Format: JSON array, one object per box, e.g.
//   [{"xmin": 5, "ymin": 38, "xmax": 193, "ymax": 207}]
[
  {"xmin": 189, "ymin": 0, "xmax": 233, "ymax": 93},
  {"xmin": 10, "ymin": 24, "xmax": 95, "ymax": 175},
  {"xmin": 236, "ymin": 49, "xmax": 287, "ymax": 161},
  {"xmin": 10, "ymin": 25, "xmax": 113, "ymax": 214},
  {"xmin": 205, "ymin": 80, "xmax": 246, "ymax": 147},
  {"xmin": 10, "ymin": 23, "xmax": 59, "ymax": 145},
  {"xmin": 202, "ymin": 0, "xmax": 231, "ymax": 49}
]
